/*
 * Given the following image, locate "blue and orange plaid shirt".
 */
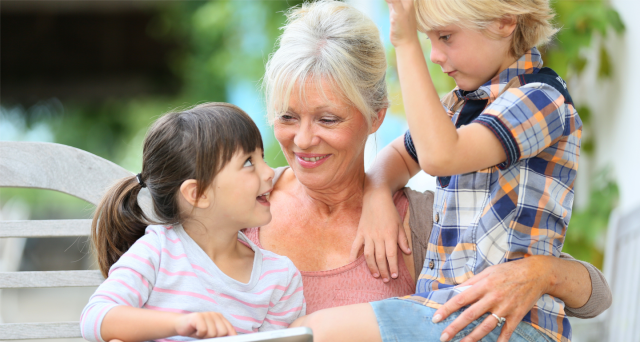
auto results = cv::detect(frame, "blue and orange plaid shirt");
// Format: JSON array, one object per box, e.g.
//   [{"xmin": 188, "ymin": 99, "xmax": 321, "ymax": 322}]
[{"xmin": 403, "ymin": 48, "xmax": 581, "ymax": 342}]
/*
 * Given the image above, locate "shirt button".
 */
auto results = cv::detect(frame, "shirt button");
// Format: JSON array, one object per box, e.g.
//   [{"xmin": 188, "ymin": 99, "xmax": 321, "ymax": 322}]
[
  {"xmin": 435, "ymin": 213, "xmax": 440, "ymax": 223},
  {"xmin": 429, "ymin": 260, "xmax": 435, "ymax": 270}
]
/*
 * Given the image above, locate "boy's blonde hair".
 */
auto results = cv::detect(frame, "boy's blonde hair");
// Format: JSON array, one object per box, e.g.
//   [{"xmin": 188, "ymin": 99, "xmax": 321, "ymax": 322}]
[
  {"xmin": 414, "ymin": 0, "xmax": 558, "ymax": 57},
  {"xmin": 263, "ymin": 0, "xmax": 388, "ymax": 129}
]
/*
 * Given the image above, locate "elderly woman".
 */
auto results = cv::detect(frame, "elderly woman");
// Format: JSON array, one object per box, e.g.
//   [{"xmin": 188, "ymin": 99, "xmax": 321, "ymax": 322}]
[{"xmin": 244, "ymin": 1, "xmax": 610, "ymax": 341}]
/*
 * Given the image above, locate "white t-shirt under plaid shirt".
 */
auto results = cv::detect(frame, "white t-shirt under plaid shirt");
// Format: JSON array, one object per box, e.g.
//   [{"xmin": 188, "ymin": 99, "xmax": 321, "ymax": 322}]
[{"xmin": 80, "ymin": 225, "xmax": 305, "ymax": 342}]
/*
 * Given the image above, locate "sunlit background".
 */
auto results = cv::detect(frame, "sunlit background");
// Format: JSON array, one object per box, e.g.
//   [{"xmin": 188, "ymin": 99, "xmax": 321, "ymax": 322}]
[{"xmin": 1, "ymin": 1, "xmax": 638, "ymax": 341}]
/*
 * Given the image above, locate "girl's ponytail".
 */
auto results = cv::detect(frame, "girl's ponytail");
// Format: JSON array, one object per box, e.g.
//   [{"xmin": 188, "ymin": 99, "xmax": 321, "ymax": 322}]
[{"xmin": 92, "ymin": 175, "xmax": 150, "ymax": 278}]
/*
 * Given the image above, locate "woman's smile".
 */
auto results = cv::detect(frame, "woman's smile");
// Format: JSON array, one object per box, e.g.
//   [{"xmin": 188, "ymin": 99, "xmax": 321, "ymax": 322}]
[{"xmin": 294, "ymin": 152, "xmax": 332, "ymax": 168}]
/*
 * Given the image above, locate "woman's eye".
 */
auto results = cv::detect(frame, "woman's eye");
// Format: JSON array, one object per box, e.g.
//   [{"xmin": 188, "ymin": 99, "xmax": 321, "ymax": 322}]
[
  {"xmin": 278, "ymin": 114, "xmax": 296, "ymax": 122},
  {"xmin": 243, "ymin": 158, "xmax": 253, "ymax": 167},
  {"xmin": 319, "ymin": 117, "xmax": 339, "ymax": 124},
  {"xmin": 439, "ymin": 34, "xmax": 451, "ymax": 42}
]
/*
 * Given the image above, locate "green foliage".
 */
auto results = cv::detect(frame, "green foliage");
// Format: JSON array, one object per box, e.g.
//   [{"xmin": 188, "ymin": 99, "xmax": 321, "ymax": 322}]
[{"xmin": 563, "ymin": 171, "xmax": 619, "ymax": 268}]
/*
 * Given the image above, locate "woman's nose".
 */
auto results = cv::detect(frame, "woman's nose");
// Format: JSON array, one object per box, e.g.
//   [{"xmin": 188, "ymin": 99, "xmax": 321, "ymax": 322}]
[{"xmin": 293, "ymin": 124, "xmax": 318, "ymax": 150}]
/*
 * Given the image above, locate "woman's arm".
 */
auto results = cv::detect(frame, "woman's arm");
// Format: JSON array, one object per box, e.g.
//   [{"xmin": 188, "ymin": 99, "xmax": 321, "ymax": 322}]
[{"xmin": 432, "ymin": 255, "xmax": 604, "ymax": 342}]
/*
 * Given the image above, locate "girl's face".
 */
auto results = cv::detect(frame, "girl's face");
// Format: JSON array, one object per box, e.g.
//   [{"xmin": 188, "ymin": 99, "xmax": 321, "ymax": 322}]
[
  {"xmin": 426, "ymin": 22, "xmax": 516, "ymax": 91},
  {"xmin": 209, "ymin": 148, "xmax": 274, "ymax": 228},
  {"xmin": 274, "ymin": 79, "xmax": 381, "ymax": 191}
]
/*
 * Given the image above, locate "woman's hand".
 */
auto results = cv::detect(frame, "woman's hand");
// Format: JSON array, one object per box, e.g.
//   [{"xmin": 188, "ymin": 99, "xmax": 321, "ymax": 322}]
[
  {"xmin": 433, "ymin": 256, "xmax": 553, "ymax": 342},
  {"xmin": 350, "ymin": 188, "xmax": 411, "ymax": 282},
  {"xmin": 175, "ymin": 312, "xmax": 237, "ymax": 338},
  {"xmin": 385, "ymin": 0, "xmax": 420, "ymax": 47}
]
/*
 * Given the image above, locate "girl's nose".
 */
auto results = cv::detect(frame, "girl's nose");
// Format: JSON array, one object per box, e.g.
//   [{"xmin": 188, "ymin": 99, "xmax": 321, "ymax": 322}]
[{"xmin": 263, "ymin": 163, "xmax": 275, "ymax": 183}]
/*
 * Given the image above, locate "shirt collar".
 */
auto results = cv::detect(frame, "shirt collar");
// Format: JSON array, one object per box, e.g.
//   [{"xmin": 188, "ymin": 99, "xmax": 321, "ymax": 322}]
[{"xmin": 454, "ymin": 47, "xmax": 544, "ymax": 102}]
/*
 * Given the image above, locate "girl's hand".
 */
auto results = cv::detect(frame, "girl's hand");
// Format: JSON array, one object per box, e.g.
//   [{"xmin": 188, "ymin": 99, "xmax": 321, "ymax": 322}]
[
  {"xmin": 350, "ymin": 189, "xmax": 411, "ymax": 282},
  {"xmin": 175, "ymin": 312, "xmax": 237, "ymax": 338},
  {"xmin": 385, "ymin": 0, "xmax": 420, "ymax": 47},
  {"xmin": 433, "ymin": 257, "xmax": 552, "ymax": 342}
]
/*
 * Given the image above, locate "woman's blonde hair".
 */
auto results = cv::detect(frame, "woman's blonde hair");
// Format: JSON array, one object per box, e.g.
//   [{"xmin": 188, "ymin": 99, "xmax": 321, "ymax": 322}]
[
  {"xmin": 414, "ymin": 0, "xmax": 558, "ymax": 57},
  {"xmin": 263, "ymin": 0, "xmax": 388, "ymax": 128}
]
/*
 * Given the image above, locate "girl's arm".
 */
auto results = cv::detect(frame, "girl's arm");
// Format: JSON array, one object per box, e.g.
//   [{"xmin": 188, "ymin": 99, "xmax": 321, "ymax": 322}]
[
  {"xmin": 101, "ymin": 306, "xmax": 235, "ymax": 341},
  {"xmin": 259, "ymin": 262, "xmax": 306, "ymax": 331}
]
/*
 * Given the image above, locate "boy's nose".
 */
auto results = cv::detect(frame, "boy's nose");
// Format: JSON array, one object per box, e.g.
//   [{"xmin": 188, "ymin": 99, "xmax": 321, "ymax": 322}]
[{"xmin": 430, "ymin": 47, "xmax": 446, "ymax": 66}]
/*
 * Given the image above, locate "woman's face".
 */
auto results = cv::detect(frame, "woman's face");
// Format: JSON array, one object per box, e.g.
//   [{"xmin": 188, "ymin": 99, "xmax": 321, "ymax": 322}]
[{"xmin": 274, "ymin": 80, "xmax": 382, "ymax": 191}]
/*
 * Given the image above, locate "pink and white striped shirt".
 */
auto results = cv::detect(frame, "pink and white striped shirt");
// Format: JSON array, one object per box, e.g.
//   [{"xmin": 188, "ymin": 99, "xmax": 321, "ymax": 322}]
[{"xmin": 80, "ymin": 225, "xmax": 305, "ymax": 342}]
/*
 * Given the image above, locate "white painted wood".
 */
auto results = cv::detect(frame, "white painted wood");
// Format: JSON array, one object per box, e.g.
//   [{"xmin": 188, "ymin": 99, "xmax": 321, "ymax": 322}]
[
  {"xmin": 0, "ymin": 270, "xmax": 104, "ymax": 288},
  {"xmin": 0, "ymin": 219, "xmax": 91, "ymax": 238},
  {"xmin": 606, "ymin": 207, "xmax": 640, "ymax": 342},
  {"xmin": 0, "ymin": 321, "xmax": 81, "ymax": 339},
  {"xmin": 0, "ymin": 142, "xmax": 133, "ymax": 205}
]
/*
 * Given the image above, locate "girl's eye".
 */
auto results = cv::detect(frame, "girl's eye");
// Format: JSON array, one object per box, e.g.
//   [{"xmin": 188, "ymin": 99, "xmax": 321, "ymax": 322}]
[
  {"xmin": 439, "ymin": 34, "xmax": 451, "ymax": 42},
  {"xmin": 243, "ymin": 158, "xmax": 253, "ymax": 167}
]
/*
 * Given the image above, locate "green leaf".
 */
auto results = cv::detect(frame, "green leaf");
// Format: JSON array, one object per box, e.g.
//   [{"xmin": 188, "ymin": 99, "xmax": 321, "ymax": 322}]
[{"xmin": 598, "ymin": 45, "xmax": 612, "ymax": 79}]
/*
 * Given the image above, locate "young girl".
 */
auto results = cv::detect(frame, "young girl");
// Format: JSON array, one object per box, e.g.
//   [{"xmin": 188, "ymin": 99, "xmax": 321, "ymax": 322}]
[{"xmin": 81, "ymin": 103, "xmax": 305, "ymax": 342}]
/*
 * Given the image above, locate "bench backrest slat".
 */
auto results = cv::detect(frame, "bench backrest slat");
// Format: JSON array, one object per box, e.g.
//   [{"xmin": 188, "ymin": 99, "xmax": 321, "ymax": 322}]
[
  {"xmin": 0, "ymin": 322, "xmax": 81, "ymax": 340},
  {"xmin": 606, "ymin": 207, "xmax": 640, "ymax": 341},
  {"xmin": 0, "ymin": 219, "xmax": 92, "ymax": 238},
  {"xmin": 0, "ymin": 270, "xmax": 104, "ymax": 289},
  {"xmin": 0, "ymin": 142, "xmax": 133, "ymax": 204}
]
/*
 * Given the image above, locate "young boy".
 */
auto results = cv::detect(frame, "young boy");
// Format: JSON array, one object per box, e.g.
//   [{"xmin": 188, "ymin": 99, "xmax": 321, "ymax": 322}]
[{"xmin": 292, "ymin": 1, "xmax": 582, "ymax": 342}]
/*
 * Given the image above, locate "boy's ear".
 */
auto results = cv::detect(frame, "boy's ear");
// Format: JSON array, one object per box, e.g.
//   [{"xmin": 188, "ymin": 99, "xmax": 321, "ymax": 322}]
[
  {"xmin": 370, "ymin": 108, "xmax": 387, "ymax": 134},
  {"xmin": 179, "ymin": 179, "xmax": 211, "ymax": 209},
  {"xmin": 497, "ymin": 15, "xmax": 517, "ymax": 37}
]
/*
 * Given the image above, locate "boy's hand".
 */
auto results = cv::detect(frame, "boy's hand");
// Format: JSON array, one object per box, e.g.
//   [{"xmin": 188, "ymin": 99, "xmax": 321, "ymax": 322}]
[
  {"xmin": 386, "ymin": 0, "xmax": 420, "ymax": 47},
  {"xmin": 350, "ymin": 188, "xmax": 411, "ymax": 282},
  {"xmin": 175, "ymin": 312, "xmax": 237, "ymax": 338}
]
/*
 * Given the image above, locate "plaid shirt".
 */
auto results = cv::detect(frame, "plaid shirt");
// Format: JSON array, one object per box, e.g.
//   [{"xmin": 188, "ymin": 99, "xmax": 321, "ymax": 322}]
[{"xmin": 402, "ymin": 48, "xmax": 581, "ymax": 342}]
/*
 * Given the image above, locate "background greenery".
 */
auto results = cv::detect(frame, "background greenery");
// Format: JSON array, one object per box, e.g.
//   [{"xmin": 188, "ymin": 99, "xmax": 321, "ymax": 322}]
[{"xmin": 1, "ymin": 0, "xmax": 623, "ymax": 269}]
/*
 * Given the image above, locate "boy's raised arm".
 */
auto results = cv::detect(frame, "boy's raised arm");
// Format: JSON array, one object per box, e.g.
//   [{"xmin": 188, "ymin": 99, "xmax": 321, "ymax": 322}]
[{"xmin": 387, "ymin": 0, "xmax": 507, "ymax": 176}]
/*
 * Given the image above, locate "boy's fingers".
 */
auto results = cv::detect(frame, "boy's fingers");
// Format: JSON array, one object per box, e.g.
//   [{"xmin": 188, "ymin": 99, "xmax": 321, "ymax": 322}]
[
  {"xmin": 375, "ymin": 240, "xmax": 391, "ymax": 281},
  {"xmin": 397, "ymin": 223, "xmax": 411, "ymax": 255},
  {"xmin": 349, "ymin": 234, "xmax": 365, "ymax": 262},
  {"xmin": 363, "ymin": 238, "xmax": 380, "ymax": 278},
  {"xmin": 385, "ymin": 236, "xmax": 399, "ymax": 279}
]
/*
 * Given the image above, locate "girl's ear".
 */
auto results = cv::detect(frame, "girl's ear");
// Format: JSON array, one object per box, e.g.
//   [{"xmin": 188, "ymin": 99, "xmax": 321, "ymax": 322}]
[
  {"xmin": 370, "ymin": 108, "xmax": 387, "ymax": 134},
  {"xmin": 179, "ymin": 180, "xmax": 211, "ymax": 209}
]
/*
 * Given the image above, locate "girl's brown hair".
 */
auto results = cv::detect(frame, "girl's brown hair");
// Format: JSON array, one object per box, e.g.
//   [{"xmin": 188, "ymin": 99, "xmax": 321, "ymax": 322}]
[{"xmin": 91, "ymin": 103, "xmax": 263, "ymax": 277}]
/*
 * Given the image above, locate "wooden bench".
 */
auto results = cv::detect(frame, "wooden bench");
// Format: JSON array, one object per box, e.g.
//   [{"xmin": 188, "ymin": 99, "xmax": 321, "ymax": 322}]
[
  {"xmin": 569, "ymin": 204, "xmax": 640, "ymax": 342},
  {"xmin": 1, "ymin": 141, "xmax": 637, "ymax": 340},
  {"xmin": 0, "ymin": 141, "xmax": 142, "ymax": 340}
]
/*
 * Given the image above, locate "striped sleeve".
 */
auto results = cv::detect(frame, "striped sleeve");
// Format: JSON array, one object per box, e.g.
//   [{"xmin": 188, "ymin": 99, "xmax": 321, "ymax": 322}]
[
  {"xmin": 473, "ymin": 83, "xmax": 566, "ymax": 169},
  {"xmin": 259, "ymin": 260, "xmax": 306, "ymax": 331},
  {"xmin": 80, "ymin": 232, "xmax": 160, "ymax": 342}
]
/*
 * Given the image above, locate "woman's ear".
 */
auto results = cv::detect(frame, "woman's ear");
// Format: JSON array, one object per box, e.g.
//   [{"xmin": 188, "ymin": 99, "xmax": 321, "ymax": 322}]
[
  {"xmin": 179, "ymin": 180, "xmax": 211, "ymax": 209},
  {"xmin": 370, "ymin": 108, "xmax": 387, "ymax": 134}
]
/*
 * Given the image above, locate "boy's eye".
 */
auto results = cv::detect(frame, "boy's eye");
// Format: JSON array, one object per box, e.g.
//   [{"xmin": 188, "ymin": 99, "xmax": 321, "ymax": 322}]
[
  {"xmin": 243, "ymin": 158, "xmax": 253, "ymax": 167},
  {"xmin": 439, "ymin": 34, "xmax": 451, "ymax": 42}
]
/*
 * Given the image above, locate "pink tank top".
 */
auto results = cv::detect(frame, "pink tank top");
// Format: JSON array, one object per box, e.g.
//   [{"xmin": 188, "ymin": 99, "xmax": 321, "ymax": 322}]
[{"xmin": 243, "ymin": 191, "xmax": 415, "ymax": 314}]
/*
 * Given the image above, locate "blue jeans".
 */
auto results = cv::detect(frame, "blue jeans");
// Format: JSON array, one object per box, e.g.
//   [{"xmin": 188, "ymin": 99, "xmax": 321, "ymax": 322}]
[{"xmin": 371, "ymin": 298, "xmax": 554, "ymax": 342}]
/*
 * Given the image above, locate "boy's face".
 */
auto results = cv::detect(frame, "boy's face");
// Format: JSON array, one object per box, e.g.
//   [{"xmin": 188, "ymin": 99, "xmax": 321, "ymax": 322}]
[{"xmin": 426, "ymin": 22, "xmax": 516, "ymax": 91}]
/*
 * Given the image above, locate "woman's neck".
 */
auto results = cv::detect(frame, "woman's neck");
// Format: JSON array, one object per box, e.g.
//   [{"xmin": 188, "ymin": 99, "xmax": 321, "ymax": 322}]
[{"xmin": 292, "ymin": 166, "xmax": 366, "ymax": 217}]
